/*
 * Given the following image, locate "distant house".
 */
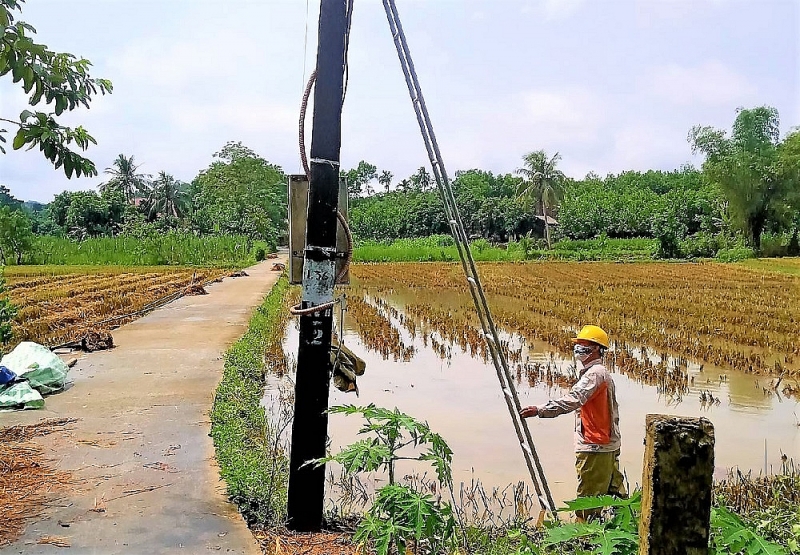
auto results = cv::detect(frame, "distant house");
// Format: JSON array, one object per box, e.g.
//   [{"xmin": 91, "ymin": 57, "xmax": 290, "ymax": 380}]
[{"xmin": 532, "ymin": 215, "xmax": 558, "ymax": 237}]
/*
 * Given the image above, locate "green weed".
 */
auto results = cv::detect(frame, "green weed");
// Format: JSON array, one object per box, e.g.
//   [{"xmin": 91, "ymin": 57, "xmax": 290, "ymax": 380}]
[
  {"xmin": 24, "ymin": 233, "xmax": 273, "ymax": 266},
  {"xmin": 537, "ymin": 492, "xmax": 788, "ymax": 555},
  {"xmin": 352, "ymin": 235, "xmax": 658, "ymax": 263},
  {"xmin": 210, "ymin": 275, "xmax": 291, "ymax": 527}
]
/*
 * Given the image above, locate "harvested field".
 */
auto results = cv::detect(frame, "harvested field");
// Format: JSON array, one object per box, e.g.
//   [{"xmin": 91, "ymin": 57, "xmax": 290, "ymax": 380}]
[
  {"xmin": 3, "ymin": 266, "xmax": 228, "ymax": 348},
  {"xmin": 275, "ymin": 261, "xmax": 800, "ymax": 513},
  {"xmin": 349, "ymin": 261, "xmax": 800, "ymax": 377},
  {"xmin": 0, "ymin": 418, "xmax": 76, "ymax": 546}
]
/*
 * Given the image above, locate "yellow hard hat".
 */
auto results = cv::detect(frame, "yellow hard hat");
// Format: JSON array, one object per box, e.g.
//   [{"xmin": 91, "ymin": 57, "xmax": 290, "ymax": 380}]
[{"xmin": 572, "ymin": 325, "xmax": 609, "ymax": 349}]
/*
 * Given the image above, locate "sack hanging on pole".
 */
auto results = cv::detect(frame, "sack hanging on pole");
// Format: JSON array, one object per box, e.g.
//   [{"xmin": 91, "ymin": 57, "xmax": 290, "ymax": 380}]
[{"xmin": 331, "ymin": 341, "xmax": 365, "ymax": 394}]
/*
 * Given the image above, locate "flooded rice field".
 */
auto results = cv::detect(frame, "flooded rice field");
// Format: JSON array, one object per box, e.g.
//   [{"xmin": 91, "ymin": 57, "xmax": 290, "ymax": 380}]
[{"xmin": 272, "ymin": 262, "xmax": 800, "ymax": 513}]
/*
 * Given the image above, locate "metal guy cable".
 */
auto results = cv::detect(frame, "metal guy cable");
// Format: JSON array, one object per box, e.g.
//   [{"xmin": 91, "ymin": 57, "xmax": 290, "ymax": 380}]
[{"xmin": 381, "ymin": 0, "xmax": 557, "ymax": 517}]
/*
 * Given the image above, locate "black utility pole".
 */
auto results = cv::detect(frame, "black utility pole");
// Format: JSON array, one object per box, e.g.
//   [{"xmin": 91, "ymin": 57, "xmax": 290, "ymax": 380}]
[{"xmin": 287, "ymin": 0, "xmax": 348, "ymax": 533}]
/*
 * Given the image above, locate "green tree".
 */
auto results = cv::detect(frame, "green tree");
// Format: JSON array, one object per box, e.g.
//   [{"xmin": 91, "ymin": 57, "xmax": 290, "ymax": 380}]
[
  {"xmin": 100, "ymin": 154, "xmax": 150, "ymax": 202},
  {"xmin": 410, "ymin": 166, "xmax": 432, "ymax": 192},
  {"xmin": 44, "ymin": 190, "xmax": 72, "ymax": 233},
  {"xmin": 21, "ymin": 199, "xmax": 47, "ymax": 233},
  {"xmin": 516, "ymin": 150, "xmax": 566, "ymax": 248},
  {"xmin": 0, "ymin": 0, "xmax": 112, "ymax": 177},
  {"xmin": 0, "ymin": 184, "xmax": 21, "ymax": 209},
  {"xmin": 777, "ymin": 129, "xmax": 800, "ymax": 253},
  {"xmin": 192, "ymin": 142, "xmax": 286, "ymax": 243},
  {"xmin": 0, "ymin": 205, "xmax": 32, "ymax": 263},
  {"xmin": 64, "ymin": 191, "xmax": 109, "ymax": 238},
  {"xmin": 144, "ymin": 171, "xmax": 187, "ymax": 221},
  {"xmin": 378, "ymin": 169, "xmax": 393, "ymax": 193},
  {"xmin": 99, "ymin": 186, "xmax": 127, "ymax": 234},
  {"xmin": 689, "ymin": 106, "xmax": 792, "ymax": 250},
  {"xmin": 343, "ymin": 160, "xmax": 378, "ymax": 196}
]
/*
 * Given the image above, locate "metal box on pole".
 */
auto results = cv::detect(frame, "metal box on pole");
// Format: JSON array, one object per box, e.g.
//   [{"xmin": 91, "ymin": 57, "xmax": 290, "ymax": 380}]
[{"xmin": 288, "ymin": 174, "xmax": 349, "ymax": 285}]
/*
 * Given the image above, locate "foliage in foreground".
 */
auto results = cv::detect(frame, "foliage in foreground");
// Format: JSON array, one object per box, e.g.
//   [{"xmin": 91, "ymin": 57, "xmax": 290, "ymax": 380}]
[
  {"xmin": 317, "ymin": 405, "xmax": 796, "ymax": 554},
  {"xmin": 535, "ymin": 493, "xmax": 789, "ymax": 555},
  {"xmin": 1, "ymin": 0, "xmax": 112, "ymax": 177},
  {"xmin": 715, "ymin": 467, "xmax": 800, "ymax": 551},
  {"xmin": 317, "ymin": 404, "xmax": 458, "ymax": 555},
  {"xmin": 210, "ymin": 275, "xmax": 290, "ymax": 526}
]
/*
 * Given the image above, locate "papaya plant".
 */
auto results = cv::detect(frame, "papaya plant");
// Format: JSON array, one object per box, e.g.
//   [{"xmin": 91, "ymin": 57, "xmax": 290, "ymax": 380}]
[{"xmin": 313, "ymin": 404, "xmax": 457, "ymax": 555}]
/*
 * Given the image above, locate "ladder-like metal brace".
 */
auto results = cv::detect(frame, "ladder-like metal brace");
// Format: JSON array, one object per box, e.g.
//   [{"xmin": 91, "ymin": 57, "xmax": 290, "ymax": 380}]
[{"xmin": 382, "ymin": 0, "xmax": 558, "ymax": 517}]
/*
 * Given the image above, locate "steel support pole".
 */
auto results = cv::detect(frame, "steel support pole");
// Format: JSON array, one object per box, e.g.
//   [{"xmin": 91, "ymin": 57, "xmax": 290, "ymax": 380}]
[{"xmin": 286, "ymin": 0, "xmax": 348, "ymax": 532}]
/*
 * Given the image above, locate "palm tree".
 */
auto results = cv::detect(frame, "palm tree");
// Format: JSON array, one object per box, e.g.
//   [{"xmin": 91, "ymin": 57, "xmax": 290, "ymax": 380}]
[
  {"xmin": 144, "ymin": 171, "xmax": 187, "ymax": 220},
  {"xmin": 516, "ymin": 150, "xmax": 566, "ymax": 249},
  {"xmin": 100, "ymin": 154, "xmax": 150, "ymax": 203},
  {"xmin": 411, "ymin": 166, "xmax": 432, "ymax": 191},
  {"xmin": 379, "ymin": 170, "xmax": 393, "ymax": 193}
]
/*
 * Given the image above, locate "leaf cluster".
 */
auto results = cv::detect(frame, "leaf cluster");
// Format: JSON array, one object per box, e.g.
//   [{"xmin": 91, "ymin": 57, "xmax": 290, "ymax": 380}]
[
  {"xmin": 1, "ymin": 0, "xmax": 112, "ymax": 176},
  {"xmin": 543, "ymin": 493, "xmax": 641, "ymax": 555},
  {"xmin": 354, "ymin": 484, "xmax": 456, "ymax": 555},
  {"xmin": 542, "ymin": 492, "xmax": 789, "ymax": 555},
  {"xmin": 711, "ymin": 506, "xmax": 789, "ymax": 555},
  {"xmin": 316, "ymin": 403, "xmax": 453, "ymax": 486}
]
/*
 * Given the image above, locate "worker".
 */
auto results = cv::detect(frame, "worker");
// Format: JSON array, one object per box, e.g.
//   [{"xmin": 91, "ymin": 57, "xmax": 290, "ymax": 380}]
[{"xmin": 520, "ymin": 325, "xmax": 624, "ymax": 521}]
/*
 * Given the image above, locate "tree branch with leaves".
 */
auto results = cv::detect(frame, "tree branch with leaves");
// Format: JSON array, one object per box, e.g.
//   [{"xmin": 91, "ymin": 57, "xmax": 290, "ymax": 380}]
[{"xmin": 0, "ymin": 0, "xmax": 112, "ymax": 177}]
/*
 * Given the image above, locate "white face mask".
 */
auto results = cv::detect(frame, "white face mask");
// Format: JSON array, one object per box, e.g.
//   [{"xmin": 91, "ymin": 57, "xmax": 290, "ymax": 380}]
[{"xmin": 573, "ymin": 344, "xmax": 595, "ymax": 363}]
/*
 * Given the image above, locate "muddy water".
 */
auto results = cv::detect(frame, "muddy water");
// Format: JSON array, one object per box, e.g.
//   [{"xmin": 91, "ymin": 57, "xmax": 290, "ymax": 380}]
[{"xmin": 276, "ymin": 288, "xmax": 800, "ymax": 511}]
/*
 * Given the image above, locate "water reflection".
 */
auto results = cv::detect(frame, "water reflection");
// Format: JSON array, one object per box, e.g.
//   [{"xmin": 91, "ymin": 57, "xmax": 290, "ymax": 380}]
[{"xmin": 274, "ymin": 288, "xmax": 800, "ymax": 511}]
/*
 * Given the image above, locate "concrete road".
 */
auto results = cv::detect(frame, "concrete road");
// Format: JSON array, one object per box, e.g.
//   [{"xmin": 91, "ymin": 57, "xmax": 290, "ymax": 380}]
[{"xmin": 1, "ymin": 257, "xmax": 287, "ymax": 555}]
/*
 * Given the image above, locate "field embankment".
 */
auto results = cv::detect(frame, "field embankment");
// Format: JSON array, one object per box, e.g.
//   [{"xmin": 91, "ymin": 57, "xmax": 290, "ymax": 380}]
[
  {"xmin": 210, "ymin": 275, "xmax": 294, "ymax": 528},
  {"xmin": 740, "ymin": 257, "xmax": 800, "ymax": 276},
  {"xmin": 353, "ymin": 235, "xmax": 658, "ymax": 262}
]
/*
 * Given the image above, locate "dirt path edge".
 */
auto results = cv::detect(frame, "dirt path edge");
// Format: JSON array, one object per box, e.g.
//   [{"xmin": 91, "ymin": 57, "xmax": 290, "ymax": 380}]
[{"xmin": 0, "ymin": 258, "xmax": 287, "ymax": 555}]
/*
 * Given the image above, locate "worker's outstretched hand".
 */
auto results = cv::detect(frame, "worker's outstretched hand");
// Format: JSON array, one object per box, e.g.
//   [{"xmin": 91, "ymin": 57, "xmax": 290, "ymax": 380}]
[{"xmin": 519, "ymin": 405, "xmax": 538, "ymax": 418}]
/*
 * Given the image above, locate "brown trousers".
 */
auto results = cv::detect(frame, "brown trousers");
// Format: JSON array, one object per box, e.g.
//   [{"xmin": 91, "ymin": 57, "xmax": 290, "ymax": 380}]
[{"xmin": 574, "ymin": 449, "xmax": 626, "ymax": 520}]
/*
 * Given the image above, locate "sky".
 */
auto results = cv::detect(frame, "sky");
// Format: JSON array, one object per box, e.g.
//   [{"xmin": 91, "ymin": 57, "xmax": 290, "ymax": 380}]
[{"xmin": 0, "ymin": 0, "xmax": 798, "ymax": 203}]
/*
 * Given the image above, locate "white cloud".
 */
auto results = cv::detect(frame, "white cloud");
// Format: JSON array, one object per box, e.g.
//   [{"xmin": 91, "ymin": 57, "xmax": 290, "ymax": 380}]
[
  {"xmin": 169, "ymin": 98, "xmax": 297, "ymax": 134},
  {"xmin": 518, "ymin": 88, "xmax": 606, "ymax": 140},
  {"xmin": 111, "ymin": 33, "xmax": 266, "ymax": 97},
  {"xmin": 423, "ymin": 87, "xmax": 608, "ymax": 176},
  {"xmin": 609, "ymin": 122, "xmax": 695, "ymax": 171},
  {"xmin": 635, "ymin": 0, "xmax": 733, "ymax": 22},
  {"xmin": 542, "ymin": 0, "xmax": 586, "ymax": 19},
  {"xmin": 520, "ymin": 0, "xmax": 586, "ymax": 19},
  {"xmin": 646, "ymin": 61, "xmax": 757, "ymax": 106}
]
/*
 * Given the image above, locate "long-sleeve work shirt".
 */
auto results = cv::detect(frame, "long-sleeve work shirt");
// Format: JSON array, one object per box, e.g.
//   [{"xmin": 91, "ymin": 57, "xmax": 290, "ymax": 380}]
[{"xmin": 535, "ymin": 359, "xmax": 621, "ymax": 453}]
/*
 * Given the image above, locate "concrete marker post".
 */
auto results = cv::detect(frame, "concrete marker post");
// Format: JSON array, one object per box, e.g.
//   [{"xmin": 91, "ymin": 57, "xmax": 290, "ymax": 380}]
[{"xmin": 638, "ymin": 414, "xmax": 715, "ymax": 555}]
